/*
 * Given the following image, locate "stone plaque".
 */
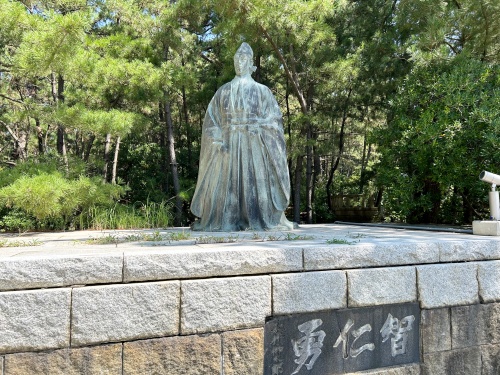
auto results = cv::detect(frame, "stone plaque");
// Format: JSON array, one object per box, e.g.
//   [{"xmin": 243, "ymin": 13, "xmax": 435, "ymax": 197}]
[{"xmin": 263, "ymin": 303, "xmax": 420, "ymax": 375}]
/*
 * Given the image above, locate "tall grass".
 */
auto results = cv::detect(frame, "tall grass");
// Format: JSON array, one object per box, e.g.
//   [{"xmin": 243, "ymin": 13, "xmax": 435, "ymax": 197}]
[{"xmin": 79, "ymin": 200, "xmax": 172, "ymax": 230}]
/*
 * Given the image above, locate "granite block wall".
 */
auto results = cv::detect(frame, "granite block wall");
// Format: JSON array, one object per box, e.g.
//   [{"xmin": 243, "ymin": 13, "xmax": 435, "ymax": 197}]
[{"xmin": 1, "ymin": 240, "xmax": 500, "ymax": 374}]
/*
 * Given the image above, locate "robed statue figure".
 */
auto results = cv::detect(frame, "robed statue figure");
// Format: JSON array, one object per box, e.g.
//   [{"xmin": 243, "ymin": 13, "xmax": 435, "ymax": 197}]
[{"xmin": 191, "ymin": 42, "xmax": 293, "ymax": 231}]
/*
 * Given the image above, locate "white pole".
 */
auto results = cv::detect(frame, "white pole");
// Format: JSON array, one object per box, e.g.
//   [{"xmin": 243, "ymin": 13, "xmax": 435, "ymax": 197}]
[{"xmin": 489, "ymin": 186, "xmax": 500, "ymax": 220}]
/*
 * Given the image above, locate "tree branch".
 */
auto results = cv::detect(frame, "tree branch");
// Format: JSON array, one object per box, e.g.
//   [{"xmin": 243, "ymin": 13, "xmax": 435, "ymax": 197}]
[
  {"xmin": 445, "ymin": 40, "xmax": 459, "ymax": 55},
  {"xmin": 259, "ymin": 25, "xmax": 308, "ymax": 113},
  {"xmin": 0, "ymin": 93, "xmax": 24, "ymax": 105},
  {"xmin": 199, "ymin": 52, "xmax": 222, "ymax": 67},
  {"xmin": 0, "ymin": 119, "xmax": 20, "ymax": 143}
]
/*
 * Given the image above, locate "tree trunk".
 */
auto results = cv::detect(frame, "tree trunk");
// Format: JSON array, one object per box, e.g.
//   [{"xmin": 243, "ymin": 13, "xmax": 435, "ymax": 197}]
[
  {"xmin": 162, "ymin": 44, "xmax": 182, "ymax": 226},
  {"xmin": 103, "ymin": 133, "xmax": 112, "ymax": 183},
  {"xmin": 312, "ymin": 145, "xmax": 321, "ymax": 219},
  {"xmin": 294, "ymin": 155, "xmax": 303, "ymax": 224},
  {"xmin": 83, "ymin": 134, "xmax": 95, "ymax": 163},
  {"xmin": 0, "ymin": 120, "xmax": 28, "ymax": 161},
  {"xmin": 55, "ymin": 75, "xmax": 65, "ymax": 155},
  {"xmin": 35, "ymin": 118, "xmax": 44, "ymax": 154},
  {"xmin": 326, "ymin": 88, "xmax": 352, "ymax": 211},
  {"xmin": 111, "ymin": 136, "xmax": 121, "ymax": 184},
  {"xmin": 74, "ymin": 130, "xmax": 81, "ymax": 159},
  {"xmin": 158, "ymin": 102, "xmax": 169, "ymax": 194},
  {"xmin": 181, "ymin": 85, "xmax": 192, "ymax": 169},
  {"xmin": 52, "ymin": 73, "xmax": 69, "ymax": 174},
  {"xmin": 305, "ymin": 132, "xmax": 313, "ymax": 224},
  {"xmin": 359, "ymin": 138, "xmax": 367, "ymax": 194},
  {"xmin": 164, "ymin": 98, "xmax": 183, "ymax": 226}
]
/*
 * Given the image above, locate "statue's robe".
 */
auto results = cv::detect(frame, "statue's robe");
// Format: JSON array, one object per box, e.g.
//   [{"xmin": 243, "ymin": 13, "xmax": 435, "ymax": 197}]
[{"xmin": 191, "ymin": 75, "xmax": 292, "ymax": 231}]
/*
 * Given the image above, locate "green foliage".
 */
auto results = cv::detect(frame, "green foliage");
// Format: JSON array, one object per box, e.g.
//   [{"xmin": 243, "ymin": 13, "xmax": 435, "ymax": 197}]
[
  {"xmin": 0, "ymin": 173, "xmax": 123, "ymax": 221},
  {"xmin": 0, "ymin": 161, "xmax": 126, "ymax": 231},
  {"xmin": 80, "ymin": 200, "xmax": 171, "ymax": 230},
  {"xmin": 284, "ymin": 233, "xmax": 313, "ymax": 241},
  {"xmin": 195, "ymin": 235, "xmax": 240, "ymax": 244},
  {"xmin": 82, "ymin": 230, "xmax": 190, "ymax": 245},
  {"xmin": 375, "ymin": 58, "xmax": 500, "ymax": 223},
  {"xmin": 0, "ymin": 209, "xmax": 36, "ymax": 233},
  {"xmin": 326, "ymin": 238, "xmax": 355, "ymax": 245},
  {"xmin": 0, "ymin": 238, "xmax": 42, "ymax": 248}
]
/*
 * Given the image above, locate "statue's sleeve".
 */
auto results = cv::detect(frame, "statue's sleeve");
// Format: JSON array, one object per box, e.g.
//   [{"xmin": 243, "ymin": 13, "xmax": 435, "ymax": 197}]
[
  {"xmin": 191, "ymin": 92, "xmax": 224, "ymax": 217},
  {"xmin": 259, "ymin": 86, "xmax": 291, "ymax": 206}
]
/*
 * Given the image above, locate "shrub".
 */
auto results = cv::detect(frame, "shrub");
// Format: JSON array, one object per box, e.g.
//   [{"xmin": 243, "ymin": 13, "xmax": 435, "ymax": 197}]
[{"xmin": 0, "ymin": 172, "xmax": 125, "ymax": 231}]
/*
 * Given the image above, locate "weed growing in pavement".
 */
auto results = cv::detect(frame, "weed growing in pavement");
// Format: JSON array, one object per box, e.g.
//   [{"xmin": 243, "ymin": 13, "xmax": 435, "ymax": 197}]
[
  {"xmin": 195, "ymin": 235, "xmax": 240, "ymax": 244},
  {"xmin": 284, "ymin": 233, "xmax": 314, "ymax": 241},
  {"xmin": 326, "ymin": 237, "xmax": 357, "ymax": 245},
  {"xmin": 0, "ymin": 238, "xmax": 43, "ymax": 247},
  {"xmin": 82, "ymin": 230, "xmax": 191, "ymax": 245}
]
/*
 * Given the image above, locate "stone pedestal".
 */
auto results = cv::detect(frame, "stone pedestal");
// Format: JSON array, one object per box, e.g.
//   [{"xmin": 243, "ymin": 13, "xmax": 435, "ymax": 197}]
[{"xmin": 473, "ymin": 220, "xmax": 500, "ymax": 236}]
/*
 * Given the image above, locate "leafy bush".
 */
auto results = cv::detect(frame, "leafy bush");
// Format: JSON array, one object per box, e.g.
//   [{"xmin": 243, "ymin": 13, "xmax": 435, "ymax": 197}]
[
  {"xmin": 0, "ymin": 208, "xmax": 36, "ymax": 233},
  {"xmin": 0, "ymin": 173, "xmax": 123, "ymax": 218},
  {"xmin": 0, "ymin": 171, "xmax": 125, "ymax": 231},
  {"xmin": 375, "ymin": 58, "xmax": 499, "ymax": 224}
]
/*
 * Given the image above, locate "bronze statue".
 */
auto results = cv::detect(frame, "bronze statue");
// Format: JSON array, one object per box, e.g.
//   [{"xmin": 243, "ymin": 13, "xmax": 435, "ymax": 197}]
[{"xmin": 191, "ymin": 43, "xmax": 293, "ymax": 231}]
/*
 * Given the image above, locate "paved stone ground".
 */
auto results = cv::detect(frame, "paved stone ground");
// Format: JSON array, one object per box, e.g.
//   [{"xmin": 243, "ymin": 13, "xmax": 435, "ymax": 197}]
[{"xmin": 0, "ymin": 223, "xmax": 493, "ymax": 258}]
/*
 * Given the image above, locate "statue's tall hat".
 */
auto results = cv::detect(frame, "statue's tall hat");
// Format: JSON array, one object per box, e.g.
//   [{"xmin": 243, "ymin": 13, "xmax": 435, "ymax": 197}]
[{"xmin": 235, "ymin": 42, "xmax": 253, "ymax": 57}]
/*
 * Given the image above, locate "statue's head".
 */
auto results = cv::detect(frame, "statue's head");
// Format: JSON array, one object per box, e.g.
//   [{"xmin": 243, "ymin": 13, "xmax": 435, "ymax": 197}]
[{"xmin": 234, "ymin": 42, "xmax": 254, "ymax": 76}]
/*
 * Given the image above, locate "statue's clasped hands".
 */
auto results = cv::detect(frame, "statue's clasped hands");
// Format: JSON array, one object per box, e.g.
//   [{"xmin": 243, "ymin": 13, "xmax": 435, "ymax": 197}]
[{"xmin": 213, "ymin": 141, "xmax": 227, "ymax": 153}]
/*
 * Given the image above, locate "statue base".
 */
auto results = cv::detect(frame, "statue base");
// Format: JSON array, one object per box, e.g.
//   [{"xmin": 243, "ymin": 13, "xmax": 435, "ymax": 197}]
[{"xmin": 472, "ymin": 220, "xmax": 500, "ymax": 236}]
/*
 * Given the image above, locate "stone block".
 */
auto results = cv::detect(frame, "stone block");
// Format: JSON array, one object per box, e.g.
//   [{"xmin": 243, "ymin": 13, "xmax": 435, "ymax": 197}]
[
  {"xmin": 347, "ymin": 266, "xmax": 416, "ymax": 307},
  {"xmin": 482, "ymin": 343, "xmax": 500, "ymax": 375},
  {"xmin": 416, "ymin": 263, "xmax": 479, "ymax": 308},
  {"xmin": 222, "ymin": 328, "xmax": 264, "ymax": 375},
  {"xmin": 421, "ymin": 308, "xmax": 451, "ymax": 353},
  {"xmin": 478, "ymin": 261, "xmax": 500, "ymax": 302},
  {"xmin": 472, "ymin": 220, "xmax": 500, "ymax": 236},
  {"xmin": 123, "ymin": 334, "xmax": 221, "ymax": 375},
  {"xmin": 71, "ymin": 281, "xmax": 180, "ymax": 346},
  {"xmin": 0, "ymin": 289, "xmax": 71, "ymax": 354},
  {"xmin": 346, "ymin": 363, "xmax": 421, "ymax": 374},
  {"xmin": 451, "ymin": 303, "xmax": 500, "ymax": 349},
  {"xmin": 0, "ymin": 255, "xmax": 123, "ymax": 291},
  {"xmin": 181, "ymin": 276, "xmax": 271, "ymax": 334},
  {"xmin": 304, "ymin": 243, "xmax": 438, "ymax": 271},
  {"xmin": 3, "ymin": 344, "xmax": 122, "ymax": 375},
  {"xmin": 439, "ymin": 240, "xmax": 500, "ymax": 262},
  {"xmin": 272, "ymin": 271, "xmax": 346, "ymax": 314},
  {"xmin": 124, "ymin": 246, "xmax": 302, "ymax": 282},
  {"xmin": 421, "ymin": 347, "xmax": 481, "ymax": 375}
]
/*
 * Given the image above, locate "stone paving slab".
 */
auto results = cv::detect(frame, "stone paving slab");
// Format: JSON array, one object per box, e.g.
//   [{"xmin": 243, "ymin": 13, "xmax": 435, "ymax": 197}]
[
  {"xmin": 438, "ymin": 240, "xmax": 500, "ymax": 262},
  {"xmin": 304, "ymin": 243, "xmax": 439, "ymax": 270},
  {"xmin": 0, "ymin": 254, "xmax": 122, "ymax": 291},
  {"xmin": 124, "ymin": 246, "xmax": 302, "ymax": 282}
]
